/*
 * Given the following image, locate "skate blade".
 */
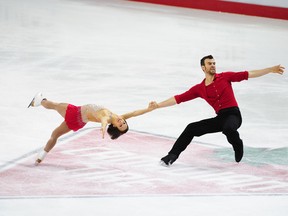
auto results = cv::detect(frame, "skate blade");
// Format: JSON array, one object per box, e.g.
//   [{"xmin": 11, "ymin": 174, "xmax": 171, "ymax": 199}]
[
  {"xmin": 159, "ymin": 160, "xmax": 170, "ymax": 167},
  {"xmin": 27, "ymin": 97, "xmax": 35, "ymax": 108},
  {"xmin": 34, "ymin": 159, "xmax": 42, "ymax": 166}
]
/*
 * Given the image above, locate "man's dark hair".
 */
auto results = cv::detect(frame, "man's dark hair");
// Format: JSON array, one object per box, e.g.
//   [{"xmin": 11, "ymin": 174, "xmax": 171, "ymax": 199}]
[
  {"xmin": 200, "ymin": 55, "xmax": 214, "ymax": 66},
  {"xmin": 107, "ymin": 122, "xmax": 129, "ymax": 140}
]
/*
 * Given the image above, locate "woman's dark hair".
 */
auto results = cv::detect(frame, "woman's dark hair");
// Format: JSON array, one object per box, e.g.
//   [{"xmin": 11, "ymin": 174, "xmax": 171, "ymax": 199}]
[
  {"xmin": 200, "ymin": 55, "xmax": 214, "ymax": 66},
  {"xmin": 107, "ymin": 121, "xmax": 129, "ymax": 140}
]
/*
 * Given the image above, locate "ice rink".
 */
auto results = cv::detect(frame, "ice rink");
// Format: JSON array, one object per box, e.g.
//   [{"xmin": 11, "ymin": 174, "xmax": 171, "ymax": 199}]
[{"xmin": 0, "ymin": 0, "xmax": 287, "ymax": 215}]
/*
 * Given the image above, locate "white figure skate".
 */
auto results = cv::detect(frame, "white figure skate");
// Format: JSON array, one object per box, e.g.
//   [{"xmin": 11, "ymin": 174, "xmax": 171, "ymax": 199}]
[{"xmin": 28, "ymin": 92, "xmax": 44, "ymax": 108}]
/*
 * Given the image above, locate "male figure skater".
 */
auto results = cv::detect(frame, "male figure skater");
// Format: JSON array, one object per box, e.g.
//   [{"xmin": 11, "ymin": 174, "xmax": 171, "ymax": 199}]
[{"xmin": 150, "ymin": 55, "xmax": 285, "ymax": 166}]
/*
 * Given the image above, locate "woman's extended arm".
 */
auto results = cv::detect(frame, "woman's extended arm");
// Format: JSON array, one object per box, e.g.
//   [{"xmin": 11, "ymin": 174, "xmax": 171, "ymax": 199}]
[
  {"xmin": 100, "ymin": 117, "xmax": 109, "ymax": 138},
  {"xmin": 248, "ymin": 65, "xmax": 285, "ymax": 78},
  {"xmin": 121, "ymin": 105, "xmax": 156, "ymax": 120}
]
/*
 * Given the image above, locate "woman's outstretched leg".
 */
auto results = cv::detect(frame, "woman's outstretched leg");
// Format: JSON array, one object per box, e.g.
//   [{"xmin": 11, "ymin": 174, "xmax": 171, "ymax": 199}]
[
  {"xmin": 41, "ymin": 99, "xmax": 68, "ymax": 118},
  {"xmin": 36, "ymin": 121, "xmax": 71, "ymax": 165},
  {"xmin": 28, "ymin": 92, "xmax": 68, "ymax": 118}
]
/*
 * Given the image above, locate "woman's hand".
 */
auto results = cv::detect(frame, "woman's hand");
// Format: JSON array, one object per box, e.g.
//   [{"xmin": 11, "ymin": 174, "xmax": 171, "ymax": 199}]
[
  {"xmin": 149, "ymin": 101, "xmax": 159, "ymax": 109},
  {"xmin": 271, "ymin": 65, "xmax": 285, "ymax": 75}
]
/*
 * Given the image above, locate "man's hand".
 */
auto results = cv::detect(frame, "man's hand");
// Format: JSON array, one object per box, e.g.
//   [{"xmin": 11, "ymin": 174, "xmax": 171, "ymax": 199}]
[
  {"xmin": 249, "ymin": 65, "xmax": 285, "ymax": 78},
  {"xmin": 149, "ymin": 101, "xmax": 159, "ymax": 109},
  {"xmin": 149, "ymin": 97, "xmax": 177, "ymax": 109}
]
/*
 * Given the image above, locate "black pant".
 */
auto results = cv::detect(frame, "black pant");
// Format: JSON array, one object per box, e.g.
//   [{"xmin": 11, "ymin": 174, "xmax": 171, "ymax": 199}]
[{"xmin": 169, "ymin": 107, "xmax": 243, "ymax": 157}]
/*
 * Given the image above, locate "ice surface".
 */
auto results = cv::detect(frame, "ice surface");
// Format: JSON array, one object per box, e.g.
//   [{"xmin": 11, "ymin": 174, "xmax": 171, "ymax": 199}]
[{"xmin": 0, "ymin": 0, "xmax": 287, "ymax": 215}]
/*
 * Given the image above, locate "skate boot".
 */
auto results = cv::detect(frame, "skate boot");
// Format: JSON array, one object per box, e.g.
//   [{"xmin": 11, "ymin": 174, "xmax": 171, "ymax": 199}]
[
  {"xmin": 35, "ymin": 149, "xmax": 48, "ymax": 165},
  {"xmin": 232, "ymin": 140, "xmax": 243, "ymax": 163},
  {"xmin": 28, "ymin": 92, "xmax": 45, "ymax": 108},
  {"xmin": 160, "ymin": 154, "xmax": 178, "ymax": 166}
]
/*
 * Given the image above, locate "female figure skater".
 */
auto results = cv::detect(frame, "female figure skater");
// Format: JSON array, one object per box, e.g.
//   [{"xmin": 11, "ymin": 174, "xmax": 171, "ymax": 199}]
[{"xmin": 28, "ymin": 93, "xmax": 155, "ymax": 165}]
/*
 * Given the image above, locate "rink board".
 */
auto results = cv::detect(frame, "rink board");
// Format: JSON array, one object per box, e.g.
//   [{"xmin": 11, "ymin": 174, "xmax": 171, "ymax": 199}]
[{"xmin": 0, "ymin": 128, "xmax": 287, "ymax": 197}]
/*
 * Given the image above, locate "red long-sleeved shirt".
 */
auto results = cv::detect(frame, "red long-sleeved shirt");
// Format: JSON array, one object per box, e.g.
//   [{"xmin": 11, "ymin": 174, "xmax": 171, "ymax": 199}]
[{"xmin": 174, "ymin": 71, "xmax": 249, "ymax": 114}]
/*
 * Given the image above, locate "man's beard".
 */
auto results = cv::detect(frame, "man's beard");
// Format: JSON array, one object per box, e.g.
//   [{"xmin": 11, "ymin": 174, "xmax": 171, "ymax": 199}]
[{"xmin": 207, "ymin": 69, "xmax": 216, "ymax": 75}]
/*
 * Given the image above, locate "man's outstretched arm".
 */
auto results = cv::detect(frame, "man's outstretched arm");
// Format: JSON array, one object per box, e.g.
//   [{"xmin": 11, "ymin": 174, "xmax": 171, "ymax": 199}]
[
  {"xmin": 150, "ymin": 97, "xmax": 177, "ymax": 109},
  {"xmin": 248, "ymin": 65, "xmax": 285, "ymax": 78}
]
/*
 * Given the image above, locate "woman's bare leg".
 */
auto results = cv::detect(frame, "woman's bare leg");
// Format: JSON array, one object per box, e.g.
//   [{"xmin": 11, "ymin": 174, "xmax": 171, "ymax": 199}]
[
  {"xmin": 36, "ymin": 121, "xmax": 71, "ymax": 164},
  {"xmin": 44, "ymin": 121, "xmax": 71, "ymax": 152},
  {"xmin": 41, "ymin": 99, "xmax": 69, "ymax": 118}
]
